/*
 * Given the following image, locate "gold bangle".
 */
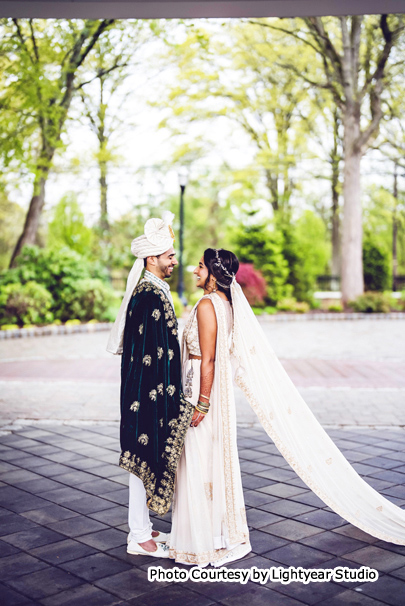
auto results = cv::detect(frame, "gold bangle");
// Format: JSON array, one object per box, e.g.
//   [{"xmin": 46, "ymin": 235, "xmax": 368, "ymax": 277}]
[
  {"xmin": 199, "ymin": 393, "xmax": 210, "ymax": 401},
  {"xmin": 195, "ymin": 405, "xmax": 208, "ymax": 415},
  {"xmin": 197, "ymin": 399, "xmax": 210, "ymax": 409}
]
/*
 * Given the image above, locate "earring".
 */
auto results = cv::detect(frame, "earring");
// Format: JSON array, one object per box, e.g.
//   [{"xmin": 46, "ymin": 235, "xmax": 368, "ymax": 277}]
[{"xmin": 212, "ymin": 279, "xmax": 217, "ymax": 293}]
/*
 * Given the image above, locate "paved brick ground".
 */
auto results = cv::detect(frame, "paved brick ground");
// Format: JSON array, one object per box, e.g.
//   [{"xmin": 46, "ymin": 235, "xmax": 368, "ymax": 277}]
[
  {"xmin": 0, "ymin": 319, "xmax": 404, "ymax": 428},
  {"xmin": 1, "ymin": 319, "xmax": 404, "ymax": 603},
  {"xmin": 1, "ymin": 423, "xmax": 405, "ymax": 605}
]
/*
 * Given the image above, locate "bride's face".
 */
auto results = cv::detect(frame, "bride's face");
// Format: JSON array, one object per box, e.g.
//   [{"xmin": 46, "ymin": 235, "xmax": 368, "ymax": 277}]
[{"xmin": 193, "ymin": 256, "xmax": 209, "ymax": 290}]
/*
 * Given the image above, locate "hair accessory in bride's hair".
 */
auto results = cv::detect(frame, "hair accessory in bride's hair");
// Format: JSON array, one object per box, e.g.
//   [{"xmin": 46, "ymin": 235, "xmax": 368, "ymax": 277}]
[{"xmin": 214, "ymin": 249, "xmax": 235, "ymax": 280}]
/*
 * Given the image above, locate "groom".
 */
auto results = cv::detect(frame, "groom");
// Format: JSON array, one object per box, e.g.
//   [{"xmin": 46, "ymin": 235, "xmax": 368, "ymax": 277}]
[{"xmin": 107, "ymin": 213, "xmax": 193, "ymax": 558}]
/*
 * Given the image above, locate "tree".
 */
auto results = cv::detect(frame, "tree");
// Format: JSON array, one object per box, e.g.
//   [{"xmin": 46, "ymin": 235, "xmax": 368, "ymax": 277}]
[
  {"xmin": 47, "ymin": 192, "xmax": 93, "ymax": 256},
  {"xmin": 0, "ymin": 195, "xmax": 25, "ymax": 270},
  {"xmin": 0, "ymin": 18, "xmax": 115, "ymax": 267},
  {"xmin": 78, "ymin": 21, "xmax": 150, "ymax": 235},
  {"xmin": 250, "ymin": 15, "xmax": 405, "ymax": 304},
  {"xmin": 233, "ymin": 218, "xmax": 289, "ymax": 305},
  {"xmin": 159, "ymin": 22, "xmax": 313, "ymax": 217}
]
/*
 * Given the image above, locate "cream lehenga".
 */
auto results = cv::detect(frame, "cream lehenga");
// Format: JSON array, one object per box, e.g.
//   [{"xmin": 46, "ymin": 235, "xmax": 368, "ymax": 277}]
[{"xmin": 170, "ymin": 279, "xmax": 405, "ymax": 566}]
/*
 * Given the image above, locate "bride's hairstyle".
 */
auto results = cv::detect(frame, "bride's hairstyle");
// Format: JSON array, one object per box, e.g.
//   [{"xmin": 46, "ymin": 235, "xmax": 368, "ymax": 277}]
[{"xmin": 203, "ymin": 248, "xmax": 239, "ymax": 302}]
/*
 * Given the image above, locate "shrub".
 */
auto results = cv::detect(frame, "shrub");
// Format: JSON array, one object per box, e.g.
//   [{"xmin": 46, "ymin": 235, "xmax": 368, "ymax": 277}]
[
  {"xmin": 234, "ymin": 221, "xmax": 289, "ymax": 305},
  {"xmin": 187, "ymin": 290, "xmax": 203, "ymax": 308},
  {"xmin": 236, "ymin": 263, "xmax": 267, "ymax": 306},
  {"xmin": 252, "ymin": 307, "xmax": 264, "ymax": 315},
  {"xmin": 61, "ymin": 279, "xmax": 116, "ymax": 322},
  {"xmin": 350, "ymin": 292, "xmax": 391, "ymax": 313},
  {"xmin": 281, "ymin": 213, "xmax": 330, "ymax": 303},
  {"xmin": 276, "ymin": 297, "xmax": 310, "ymax": 313},
  {"xmin": 65, "ymin": 319, "xmax": 81, "ymax": 326},
  {"xmin": 0, "ymin": 281, "xmax": 53, "ymax": 327},
  {"xmin": 363, "ymin": 240, "xmax": 391, "ymax": 291},
  {"xmin": 171, "ymin": 292, "xmax": 184, "ymax": 318},
  {"xmin": 327, "ymin": 302, "xmax": 343, "ymax": 312},
  {"xmin": 0, "ymin": 245, "xmax": 114, "ymax": 323}
]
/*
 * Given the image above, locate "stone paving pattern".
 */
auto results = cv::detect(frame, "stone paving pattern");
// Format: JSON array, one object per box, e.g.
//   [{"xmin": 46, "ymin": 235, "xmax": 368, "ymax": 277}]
[
  {"xmin": 0, "ymin": 319, "xmax": 404, "ymax": 428},
  {"xmin": 1, "ymin": 319, "xmax": 405, "ymax": 604},
  {"xmin": 1, "ymin": 423, "xmax": 405, "ymax": 605}
]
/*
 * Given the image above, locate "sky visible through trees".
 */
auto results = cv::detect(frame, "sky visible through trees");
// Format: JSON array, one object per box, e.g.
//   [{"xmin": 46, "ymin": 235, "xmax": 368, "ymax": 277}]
[{"xmin": 0, "ymin": 15, "xmax": 404, "ymax": 306}]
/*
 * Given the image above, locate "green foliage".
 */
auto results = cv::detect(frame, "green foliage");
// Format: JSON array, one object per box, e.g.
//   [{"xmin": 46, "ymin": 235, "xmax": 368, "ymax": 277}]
[
  {"xmin": 280, "ymin": 212, "xmax": 330, "ymax": 303},
  {"xmin": 187, "ymin": 290, "xmax": 203, "ymax": 308},
  {"xmin": 276, "ymin": 297, "xmax": 310, "ymax": 313},
  {"xmin": 327, "ymin": 302, "xmax": 343, "ymax": 312},
  {"xmin": 47, "ymin": 193, "xmax": 93, "ymax": 255},
  {"xmin": 0, "ymin": 281, "xmax": 53, "ymax": 327},
  {"xmin": 0, "ymin": 196, "xmax": 25, "ymax": 270},
  {"xmin": 59, "ymin": 278, "xmax": 116, "ymax": 322},
  {"xmin": 234, "ymin": 220, "xmax": 289, "ymax": 305},
  {"xmin": 0, "ymin": 245, "xmax": 114, "ymax": 322},
  {"xmin": 252, "ymin": 307, "xmax": 264, "ymax": 315},
  {"xmin": 349, "ymin": 292, "xmax": 392, "ymax": 313},
  {"xmin": 171, "ymin": 292, "xmax": 184, "ymax": 318},
  {"xmin": 363, "ymin": 240, "xmax": 391, "ymax": 292}
]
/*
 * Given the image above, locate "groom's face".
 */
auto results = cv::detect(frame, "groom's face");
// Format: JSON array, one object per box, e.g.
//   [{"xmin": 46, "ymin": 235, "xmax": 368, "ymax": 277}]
[{"xmin": 155, "ymin": 247, "xmax": 178, "ymax": 280}]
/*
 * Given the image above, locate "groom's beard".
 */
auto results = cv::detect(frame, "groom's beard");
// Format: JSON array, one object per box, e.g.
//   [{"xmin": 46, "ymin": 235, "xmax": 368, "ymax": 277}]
[{"xmin": 157, "ymin": 261, "xmax": 176, "ymax": 280}]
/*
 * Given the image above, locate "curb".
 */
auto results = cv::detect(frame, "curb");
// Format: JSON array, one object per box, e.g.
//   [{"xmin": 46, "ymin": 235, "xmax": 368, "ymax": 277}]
[
  {"xmin": 0, "ymin": 322, "xmax": 112, "ymax": 340},
  {"xmin": 259, "ymin": 312, "xmax": 405, "ymax": 321},
  {"xmin": 1, "ymin": 312, "xmax": 404, "ymax": 340}
]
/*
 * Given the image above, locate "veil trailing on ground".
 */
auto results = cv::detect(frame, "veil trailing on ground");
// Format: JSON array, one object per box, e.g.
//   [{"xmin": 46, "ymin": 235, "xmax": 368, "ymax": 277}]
[{"xmin": 230, "ymin": 278, "xmax": 405, "ymax": 545}]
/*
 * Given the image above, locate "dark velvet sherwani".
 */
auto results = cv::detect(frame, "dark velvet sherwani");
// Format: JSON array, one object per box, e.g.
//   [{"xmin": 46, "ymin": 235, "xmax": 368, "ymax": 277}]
[{"xmin": 119, "ymin": 279, "xmax": 193, "ymax": 515}]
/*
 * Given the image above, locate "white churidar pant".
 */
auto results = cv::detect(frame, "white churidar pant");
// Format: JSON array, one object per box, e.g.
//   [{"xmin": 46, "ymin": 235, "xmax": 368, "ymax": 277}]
[{"xmin": 128, "ymin": 473, "xmax": 153, "ymax": 543}]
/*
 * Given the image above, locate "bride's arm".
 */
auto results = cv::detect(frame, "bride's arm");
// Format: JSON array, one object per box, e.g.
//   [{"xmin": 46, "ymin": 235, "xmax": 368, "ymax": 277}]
[{"xmin": 190, "ymin": 299, "xmax": 217, "ymax": 427}]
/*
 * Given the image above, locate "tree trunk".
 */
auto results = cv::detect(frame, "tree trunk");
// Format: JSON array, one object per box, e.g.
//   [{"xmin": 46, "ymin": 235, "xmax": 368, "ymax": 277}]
[
  {"xmin": 331, "ymin": 184, "xmax": 340, "ymax": 279},
  {"xmin": 265, "ymin": 169, "xmax": 279, "ymax": 213},
  {"xmin": 99, "ymin": 159, "xmax": 109, "ymax": 234},
  {"xmin": 393, "ymin": 162, "xmax": 398, "ymax": 291},
  {"xmin": 9, "ymin": 171, "xmax": 48, "ymax": 268},
  {"xmin": 341, "ymin": 106, "xmax": 364, "ymax": 305},
  {"xmin": 331, "ymin": 108, "xmax": 340, "ymax": 278}
]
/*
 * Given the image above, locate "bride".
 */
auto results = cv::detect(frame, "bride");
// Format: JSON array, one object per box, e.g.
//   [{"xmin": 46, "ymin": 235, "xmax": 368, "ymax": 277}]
[{"xmin": 169, "ymin": 247, "xmax": 405, "ymax": 567}]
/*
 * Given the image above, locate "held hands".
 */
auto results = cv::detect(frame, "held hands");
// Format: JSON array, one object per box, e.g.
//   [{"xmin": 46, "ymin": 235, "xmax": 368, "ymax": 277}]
[{"xmin": 190, "ymin": 409, "xmax": 206, "ymax": 427}]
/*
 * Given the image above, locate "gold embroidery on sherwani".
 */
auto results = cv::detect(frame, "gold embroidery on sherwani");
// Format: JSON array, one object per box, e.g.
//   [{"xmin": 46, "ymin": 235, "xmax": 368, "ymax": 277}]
[
  {"xmin": 166, "ymin": 385, "xmax": 176, "ymax": 396},
  {"xmin": 143, "ymin": 355, "xmax": 151, "ymax": 366},
  {"xmin": 120, "ymin": 281, "xmax": 194, "ymax": 516}
]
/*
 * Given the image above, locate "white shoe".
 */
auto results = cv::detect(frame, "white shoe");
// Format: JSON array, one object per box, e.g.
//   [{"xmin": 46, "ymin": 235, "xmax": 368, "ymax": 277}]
[
  {"xmin": 212, "ymin": 543, "xmax": 252, "ymax": 568},
  {"xmin": 127, "ymin": 540, "xmax": 170, "ymax": 558},
  {"xmin": 127, "ymin": 531, "xmax": 170, "ymax": 544}
]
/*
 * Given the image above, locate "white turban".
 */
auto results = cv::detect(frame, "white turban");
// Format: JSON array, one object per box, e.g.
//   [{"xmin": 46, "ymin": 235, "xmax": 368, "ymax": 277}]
[{"xmin": 107, "ymin": 211, "xmax": 175, "ymax": 354}]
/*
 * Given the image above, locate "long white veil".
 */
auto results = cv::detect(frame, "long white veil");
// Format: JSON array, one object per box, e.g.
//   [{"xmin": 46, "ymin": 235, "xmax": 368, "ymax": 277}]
[{"xmin": 230, "ymin": 278, "xmax": 405, "ymax": 545}]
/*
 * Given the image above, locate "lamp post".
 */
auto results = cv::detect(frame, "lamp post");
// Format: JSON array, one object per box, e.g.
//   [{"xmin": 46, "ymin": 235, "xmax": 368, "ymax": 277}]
[{"xmin": 178, "ymin": 167, "xmax": 188, "ymax": 305}]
